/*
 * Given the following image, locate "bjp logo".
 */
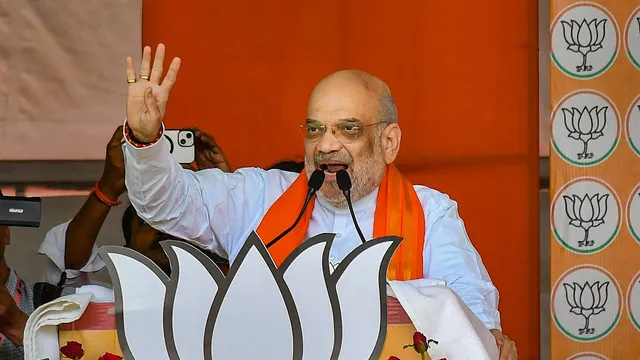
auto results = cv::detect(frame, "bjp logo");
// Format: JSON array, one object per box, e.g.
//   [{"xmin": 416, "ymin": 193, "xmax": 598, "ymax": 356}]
[
  {"xmin": 551, "ymin": 3, "xmax": 619, "ymax": 79},
  {"xmin": 98, "ymin": 232, "xmax": 401, "ymax": 360}
]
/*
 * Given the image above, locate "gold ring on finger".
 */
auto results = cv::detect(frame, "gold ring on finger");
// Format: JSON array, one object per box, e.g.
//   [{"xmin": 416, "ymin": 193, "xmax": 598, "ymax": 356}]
[
  {"xmin": 140, "ymin": 75, "xmax": 150, "ymax": 80},
  {"xmin": 127, "ymin": 78, "xmax": 136, "ymax": 84}
]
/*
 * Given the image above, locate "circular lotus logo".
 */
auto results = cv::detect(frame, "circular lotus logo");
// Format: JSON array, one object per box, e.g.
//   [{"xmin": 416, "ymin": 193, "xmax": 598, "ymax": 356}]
[
  {"xmin": 551, "ymin": 90, "xmax": 620, "ymax": 166},
  {"xmin": 552, "ymin": 264, "xmax": 622, "ymax": 342},
  {"xmin": 627, "ymin": 270, "xmax": 640, "ymax": 332},
  {"xmin": 625, "ymin": 94, "xmax": 640, "ymax": 157},
  {"xmin": 566, "ymin": 352, "xmax": 609, "ymax": 360},
  {"xmin": 624, "ymin": 5, "xmax": 640, "ymax": 70},
  {"xmin": 552, "ymin": 177, "xmax": 621, "ymax": 254},
  {"xmin": 627, "ymin": 182, "xmax": 640, "ymax": 245},
  {"xmin": 551, "ymin": 3, "xmax": 619, "ymax": 79}
]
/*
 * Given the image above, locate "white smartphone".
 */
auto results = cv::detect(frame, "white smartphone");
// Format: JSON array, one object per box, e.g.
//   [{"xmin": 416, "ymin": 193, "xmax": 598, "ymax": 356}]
[{"xmin": 163, "ymin": 129, "xmax": 196, "ymax": 164}]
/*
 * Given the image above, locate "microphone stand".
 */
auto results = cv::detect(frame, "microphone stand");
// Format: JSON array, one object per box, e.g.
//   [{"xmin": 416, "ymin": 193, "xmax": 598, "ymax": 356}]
[
  {"xmin": 343, "ymin": 189, "xmax": 366, "ymax": 244},
  {"xmin": 265, "ymin": 190, "xmax": 315, "ymax": 248}
]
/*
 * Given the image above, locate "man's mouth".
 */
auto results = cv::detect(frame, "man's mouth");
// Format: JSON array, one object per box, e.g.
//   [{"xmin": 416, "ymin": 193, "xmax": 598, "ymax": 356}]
[{"xmin": 318, "ymin": 163, "xmax": 349, "ymax": 174}]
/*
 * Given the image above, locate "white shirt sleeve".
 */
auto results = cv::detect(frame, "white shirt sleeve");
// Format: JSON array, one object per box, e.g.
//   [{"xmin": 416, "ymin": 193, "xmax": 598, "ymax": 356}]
[
  {"xmin": 421, "ymin": 191, "xmax": 501, "ymax": 331},
  {"xmin": 38, "ymin": 220, "xmax": 106, "ymax": 287},
  {"xmin": 122, "ymin": 137, "xmax": 269, "ymax": 258}
]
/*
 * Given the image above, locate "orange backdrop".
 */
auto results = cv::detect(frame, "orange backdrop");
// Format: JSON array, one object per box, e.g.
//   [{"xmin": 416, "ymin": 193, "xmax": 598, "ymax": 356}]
[{"xmin": 142, "ymin": 1, "xmax": 540, "ymax": 358}]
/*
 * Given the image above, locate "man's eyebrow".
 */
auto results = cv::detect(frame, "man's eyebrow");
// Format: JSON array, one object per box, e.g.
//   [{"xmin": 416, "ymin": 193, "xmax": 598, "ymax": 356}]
[
  {"xmin": 305, "ymin": 117, "xmax": 361, "ymax": 124},
  {"xmin": 337, "ymin": 117, "xmax": 360, "ymax": 123}
]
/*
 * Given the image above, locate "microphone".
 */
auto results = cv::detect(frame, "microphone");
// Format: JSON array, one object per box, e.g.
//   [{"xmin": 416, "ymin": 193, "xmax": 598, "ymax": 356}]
[
  {"xmin": 336, "ymin": 170, "xmax": 366, "ymax": 244},
  {"xmin": 266, "ymin": 170, "xmax": 325, "ymax": 248}
]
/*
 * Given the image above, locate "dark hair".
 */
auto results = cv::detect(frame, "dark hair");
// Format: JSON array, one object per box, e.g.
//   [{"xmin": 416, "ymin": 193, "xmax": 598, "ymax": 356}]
[
  {"xmin": 121, "ymin": 204, "xmax": 137, "ymax": 246},
  {"xmin": 267, "ymin": 160, "xmax": 304, "ymax": 173}
]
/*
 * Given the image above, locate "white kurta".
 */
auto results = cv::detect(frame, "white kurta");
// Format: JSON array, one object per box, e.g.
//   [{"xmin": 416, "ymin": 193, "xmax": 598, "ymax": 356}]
[{"xmin": 122, "ymin": 137, "xmax": 502, "ymax": 330}]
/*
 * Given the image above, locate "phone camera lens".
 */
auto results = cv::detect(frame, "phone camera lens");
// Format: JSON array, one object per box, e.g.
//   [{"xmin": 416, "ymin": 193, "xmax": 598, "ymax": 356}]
[
  {"xmin": 186, "ymin": 133, "xmax": 192, "ymax": 139},
  {"xmin": 180, "ymin": 139, "xmax": 186, "ymax": 145}
]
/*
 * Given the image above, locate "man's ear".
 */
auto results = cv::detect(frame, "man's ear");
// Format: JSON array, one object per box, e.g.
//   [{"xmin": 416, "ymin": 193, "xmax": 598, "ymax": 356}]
[{"xmin": 381, "ymin": 124, "xmax": 401, "ymax": 164}]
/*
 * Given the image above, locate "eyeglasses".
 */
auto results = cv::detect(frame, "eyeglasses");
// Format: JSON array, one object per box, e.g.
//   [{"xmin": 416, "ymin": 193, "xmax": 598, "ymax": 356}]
[{"xmin": 299, "ymin": 121, "xmax": 388, "ymax": 142}]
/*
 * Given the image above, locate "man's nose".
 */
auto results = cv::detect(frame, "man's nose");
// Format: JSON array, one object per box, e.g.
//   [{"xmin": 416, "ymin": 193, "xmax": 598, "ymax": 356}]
[{"xmin": 316, "ymin": 130, "xmax": 343, "ymax": 153}]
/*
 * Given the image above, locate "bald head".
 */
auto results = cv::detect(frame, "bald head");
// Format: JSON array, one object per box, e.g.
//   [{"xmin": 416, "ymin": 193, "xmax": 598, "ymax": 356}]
[{"xmin": 309, "ymin": 70, "xmax": 398, "ymax": 125}]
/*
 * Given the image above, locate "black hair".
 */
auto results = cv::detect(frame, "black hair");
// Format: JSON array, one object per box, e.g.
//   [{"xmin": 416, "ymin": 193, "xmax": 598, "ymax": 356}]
[
  {"xmin": 267, "ymin": 160, "xmax": 304, "ymax": 173},
  {"xmin": 121, "ymin": 204, "xmax": 137, "ymax": 246}
]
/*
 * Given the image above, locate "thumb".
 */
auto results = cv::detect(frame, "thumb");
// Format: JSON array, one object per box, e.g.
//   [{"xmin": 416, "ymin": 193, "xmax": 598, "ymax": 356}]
[{"xmin": 144, "ymin": 88, "xmax": 161, "ymax": 123}]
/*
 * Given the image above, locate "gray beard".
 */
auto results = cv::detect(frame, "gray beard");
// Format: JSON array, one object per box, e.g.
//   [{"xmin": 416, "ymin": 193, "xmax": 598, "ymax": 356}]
[{"xmin": 305, "ymin": 136, "xmax": 385, "ymax": 208}]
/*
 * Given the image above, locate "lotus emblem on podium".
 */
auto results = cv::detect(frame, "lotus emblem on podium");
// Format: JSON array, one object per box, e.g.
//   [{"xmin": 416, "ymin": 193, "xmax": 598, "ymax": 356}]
[{"xmin": 98, "ymin": 232, "xmax": 402, "ymax": 360}]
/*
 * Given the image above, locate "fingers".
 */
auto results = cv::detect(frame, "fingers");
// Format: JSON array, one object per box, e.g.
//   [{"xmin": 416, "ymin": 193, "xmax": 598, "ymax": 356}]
[
  {"xmin": 498, "ymin": 337, "xmax": 517, "ymax": 360},
  {"xmin": 150, "ymin": 43, "xmax": 166, "ymax": 84},
  {"xmin": 161, "ymin": 57, "xmax": 181, "ymax": 92},
  {"xmin": 139, "ymin": 46, "xmax": 152, "ymax": 80},
  {"xmin": 197, "ymin": 131, "xmax": 216, "ymax": 145},
  {"xmin": 144, "ymin": 88, "xmax": 161, "ymax": 121},
  {"xmin": 126, "ymin": 57, "xmax": 136, "ymax": 84}
]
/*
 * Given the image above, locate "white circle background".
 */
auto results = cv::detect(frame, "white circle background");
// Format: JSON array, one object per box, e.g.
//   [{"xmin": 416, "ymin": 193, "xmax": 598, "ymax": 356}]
[
  {"xmin": 628, "ymin": 183, "xmax": 640, "ymax": 244},
  {"xmin": 627, "ymin": 270, "xmax": 640, "ymax": 331},
  {"xmin": 551, "ymin": 3, "xmax": 619, "ymax": 78},
  {"xmin": 624, "ymin": 6, "xmax": 640, "ymax": 69},
  {"xmin": 626, "ymin": 94, "xmax": 640, "ymax": 157},
  {"xmin": 551, "ymin": 91, "xmax": 619, "ymax": 166},
  {"xmin": 552, "ymin": 265, "xmax": 621, "ymax": 342},
  {"xmin": 552, "ymin": 178, "xmax": 620, "ymax": 253}
]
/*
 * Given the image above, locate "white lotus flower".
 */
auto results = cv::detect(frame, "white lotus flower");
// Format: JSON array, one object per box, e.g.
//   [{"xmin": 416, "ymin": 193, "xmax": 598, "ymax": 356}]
[
  {"xmin": 563, "ymin": 193, "xmax": 608, "ymax": 247},
  {"xmin": 562, "ymin": 106, "xmax": 607, "ymax": 160},
  {"xmin": 561, "ymin": 18, "xmax": 607, "ymax": 72},
  {"xmin": 563, "ymin": 281, "xmax": 609, "ymax": 335},
  {"xmin": 98, "ymin": 231, "xmax": 401, "ymax": 360}
]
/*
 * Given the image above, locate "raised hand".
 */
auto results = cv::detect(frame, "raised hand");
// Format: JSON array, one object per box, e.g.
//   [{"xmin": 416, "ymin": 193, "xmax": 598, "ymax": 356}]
[{"xmin": 126, "ymin": 44, "xmax": 181, "ymax": 143}]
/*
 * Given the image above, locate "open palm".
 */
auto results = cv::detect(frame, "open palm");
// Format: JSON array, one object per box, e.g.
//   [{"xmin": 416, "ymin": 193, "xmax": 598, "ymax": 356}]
[{"xmin": 126, "ymin": 44, "xmax": 181, "ymax": 142}]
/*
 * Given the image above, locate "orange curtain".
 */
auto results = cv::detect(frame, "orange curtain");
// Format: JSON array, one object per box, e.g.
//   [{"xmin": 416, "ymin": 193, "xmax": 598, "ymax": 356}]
[{"xmin": 143, "ymin": 1, "xmax": 539, "ymax": 358}]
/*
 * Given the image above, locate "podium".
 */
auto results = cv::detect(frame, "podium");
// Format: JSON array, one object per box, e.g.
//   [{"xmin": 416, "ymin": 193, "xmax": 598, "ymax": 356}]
[{"xmin": 71, "ymin": 231, "xmax": 434, "ymax": 360}]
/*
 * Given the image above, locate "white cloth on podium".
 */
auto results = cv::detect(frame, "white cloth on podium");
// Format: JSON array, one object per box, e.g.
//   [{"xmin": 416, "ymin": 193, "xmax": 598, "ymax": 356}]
[
  {"xmin": 388, "ymin": 279, "xmax": 500, "ymax": 360},
  {"xmin": 76, "ymin": 284, "xmax": 115, "ymax": 303},
  {"xmin": 23, "ymin": 292, "xmax": 93, "ymax": 360}
]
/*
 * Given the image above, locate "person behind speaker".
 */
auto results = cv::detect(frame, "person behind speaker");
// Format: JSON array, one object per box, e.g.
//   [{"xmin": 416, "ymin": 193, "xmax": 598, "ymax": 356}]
[
  {"xmin": 121, "ymin": 44, "xmax": 517, "ymax": 359},
  {"xmin": 0, "ymin": 188, "xmax": 79, "ymax": 359},
  {"xmin": 38, "ymin": 125, "xmax": 233, "ymax": 287}
]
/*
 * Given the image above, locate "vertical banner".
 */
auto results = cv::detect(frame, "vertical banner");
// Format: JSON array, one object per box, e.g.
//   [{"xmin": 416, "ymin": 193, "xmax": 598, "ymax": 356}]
[{"xmin": 550, "ymin": 0, "xmax": 640, "ymax": 358}]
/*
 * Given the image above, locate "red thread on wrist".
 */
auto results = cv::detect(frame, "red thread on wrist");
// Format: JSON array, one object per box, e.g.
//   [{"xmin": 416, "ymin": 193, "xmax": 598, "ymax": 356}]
[
  {"xmin": 124, "ymin": 122, "xmax": 163, "ymax": 148},
  {"xmin": 92, "ymin": 181, "xmax": 121, "ymax": 207}
]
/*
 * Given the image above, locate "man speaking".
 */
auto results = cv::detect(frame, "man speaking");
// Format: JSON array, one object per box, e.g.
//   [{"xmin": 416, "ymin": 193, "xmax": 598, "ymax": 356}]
[{"xmin": 121, "ymin": 44, "xmax": 517, "ymax": 359}]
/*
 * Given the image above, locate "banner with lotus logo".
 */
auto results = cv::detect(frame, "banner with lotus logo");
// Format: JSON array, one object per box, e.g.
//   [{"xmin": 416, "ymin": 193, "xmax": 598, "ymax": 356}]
[
  {"xmin": 75, "ymin": 232, "xmax": 441, "ymax": 360},
  {"xmin": 550, "ymin": 1, "xmax": 640, "ymax": 358}
]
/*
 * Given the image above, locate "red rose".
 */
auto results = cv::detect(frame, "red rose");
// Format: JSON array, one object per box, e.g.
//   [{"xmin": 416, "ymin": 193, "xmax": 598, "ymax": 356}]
[
  {"xmin": 389, "ymin": 357, "xmax": 401, "ymax": 360},
  {"xmin": 60, "ymin": 341, "xmax": 84, "ymax": 359},
  {"xmin": 412, "ymin": 331, "xmax": 428, "ymax": 353},
  {"xmin": 98, "ymin": 352, "xmax": 123, "ymax": 360}
]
